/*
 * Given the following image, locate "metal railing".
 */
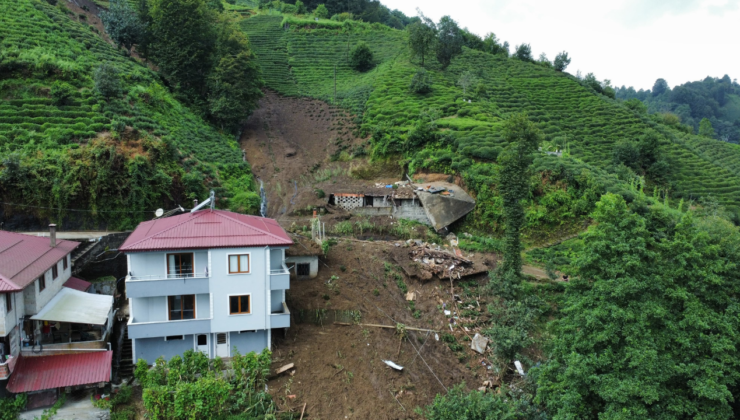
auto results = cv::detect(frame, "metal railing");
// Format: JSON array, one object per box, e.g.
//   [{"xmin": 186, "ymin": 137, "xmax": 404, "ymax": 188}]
[{"xmin": 128, "ymin": 272, "xmax": 209, "ymax": 281}]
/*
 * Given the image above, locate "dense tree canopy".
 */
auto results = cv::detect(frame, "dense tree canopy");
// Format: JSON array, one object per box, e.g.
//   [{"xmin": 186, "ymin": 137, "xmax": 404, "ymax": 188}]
[
  {"xmin": 514, "ymin": 43, "xmax": 533, "ymax": 62},
  {"xmin": 435, "ymin": 15, "xmax": 463, "ymax": 67},
  {"xmin": 407, "ymin": 14, "xmax": 436, "ymax": 67},
  {"xmin": 101, "ymin": 0, "xmax": 145, "ymax": 52},
  {"xmin": 537, "ymin": 193, "xmax": 740, "ymax": 419},
  {"xmin": 553, "ymin": 51, "xmax": 570, "ymax": 71}
]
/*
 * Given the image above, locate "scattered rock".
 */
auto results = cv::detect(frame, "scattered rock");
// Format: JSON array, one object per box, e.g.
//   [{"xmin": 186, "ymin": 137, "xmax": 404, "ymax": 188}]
[{"xmin": 285, "ymin": 147, "xmax": 297, "ymax": 157}]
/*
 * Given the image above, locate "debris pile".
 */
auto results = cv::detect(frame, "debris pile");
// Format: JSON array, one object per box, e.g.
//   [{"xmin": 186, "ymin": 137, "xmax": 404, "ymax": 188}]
[{"xmin": 409, "ymin": 246, "xmax": 473, "ymax": 280}]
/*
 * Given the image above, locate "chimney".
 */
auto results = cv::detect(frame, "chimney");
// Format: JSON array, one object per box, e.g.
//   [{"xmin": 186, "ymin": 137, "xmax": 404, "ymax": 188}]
[
  {"xmin": 193, "ymin": 199, "xmax": 198, "ymax": 208},
  {"xmin": 49, "ymin": 224, "xmax": 57, "ymax": 247}
]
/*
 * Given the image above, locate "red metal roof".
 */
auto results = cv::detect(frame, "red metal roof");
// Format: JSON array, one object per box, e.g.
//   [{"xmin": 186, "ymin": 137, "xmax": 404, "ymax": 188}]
[
  {"xmin": 0, "ymin": 232, "xmax": 80, "ymax": 292},
  {"xmin": 6, "ymin": 351, "xmax": 112, "ymax": 393},
  {"xmin": 120, "ymin": 210, "xmax": 293, "ymax": 252},
  {"xmin": 63, "ymin": 276, "xmax": 92, "ymax": 292}
]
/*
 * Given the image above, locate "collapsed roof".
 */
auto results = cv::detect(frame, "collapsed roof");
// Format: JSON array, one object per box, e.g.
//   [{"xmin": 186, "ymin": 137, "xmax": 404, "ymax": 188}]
[{"xmin": 414, "ymin": 182, "xmax": 476, "ymax": 232}]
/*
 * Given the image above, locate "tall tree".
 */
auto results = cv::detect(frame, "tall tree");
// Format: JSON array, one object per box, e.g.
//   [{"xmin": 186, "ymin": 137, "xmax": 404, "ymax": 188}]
[
  {"xmin": 699, "ymin": 117, "xmax": 716, "ymax": 138},
  {"xmin": 514, "ymin": 43, "xmax": 533, "ymax": 61},
  {"xmin": 553, "ymin": 51, "xmax": 570, "ymax": 71},
  {"xmin": 435, "ymin": 15, "xmax": 463, "ymax": 67},
  {"xmin": 498, "ymin": 114, "xmax": 542, "ymax": 276},
  {"xmin": 652, "ymin": 78, "xmax": 669, "ymax": 96},
  {"xmin": 482, "ymin": 32, "xmax": 506, "ymax": 56},
  {"xmin": 537, "ymin": 193, "xmax": 740, "ymax": 419},
  {"xmin": 150, "ymin": 0, "xmax": 215, "ymax": 102},
  {"xmin": 407, "ymin": 11, "xmax": 436, "ymax": 67},
  {"xmin": 206, "ymin": 14, "xmax": 264, "ymax": 130},
  {"xmin": 100, "ymin": 0, "xmax": 145, "ymax": 52}
]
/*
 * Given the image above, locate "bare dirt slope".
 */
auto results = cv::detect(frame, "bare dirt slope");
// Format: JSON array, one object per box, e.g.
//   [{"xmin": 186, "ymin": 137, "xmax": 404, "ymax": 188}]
[
  {"xmin": 240, "ymin": 91, "xmax": 399, "ymax": 219},
  {"xmin": 269, "ymin": 239, "xmax": 491, "ymax": 420}
]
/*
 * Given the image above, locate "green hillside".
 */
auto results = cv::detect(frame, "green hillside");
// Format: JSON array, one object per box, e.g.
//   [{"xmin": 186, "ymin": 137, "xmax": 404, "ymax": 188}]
[
  {"xmin": 0, "ymin": 0, "xmax": 257, "ymax": 229},
  {"xmin": 242, "ymin": 13, "xmax": 740, "ymax": 228}
]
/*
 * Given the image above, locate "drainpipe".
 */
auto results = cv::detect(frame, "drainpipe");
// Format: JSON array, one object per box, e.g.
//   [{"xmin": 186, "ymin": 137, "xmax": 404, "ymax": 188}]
[{"xmin": 49, "ymin": 224, "xmax": 57, "ymax": 247}]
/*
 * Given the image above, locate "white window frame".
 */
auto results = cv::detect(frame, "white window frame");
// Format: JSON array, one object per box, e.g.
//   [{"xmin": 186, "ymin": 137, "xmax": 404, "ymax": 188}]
[
  {"xmin": 226, "ymin": 252, "xmax": 251, "ymax": 275},
  {"xmin": 227, "ymin": 294, "xmax": 252, "ymax": 316}
]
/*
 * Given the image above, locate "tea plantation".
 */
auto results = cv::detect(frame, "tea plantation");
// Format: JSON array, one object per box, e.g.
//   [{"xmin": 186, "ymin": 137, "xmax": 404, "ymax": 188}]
[
  {"xmin": 0, "ymin": 0, "xmax": 258, "ymax": 229},
  {"xmin": 242, "ymin": 11, "xmax": 740, "ymax": 227}
]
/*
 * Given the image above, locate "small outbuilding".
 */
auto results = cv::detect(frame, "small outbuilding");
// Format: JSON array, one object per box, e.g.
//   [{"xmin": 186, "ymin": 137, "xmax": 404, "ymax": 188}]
[{"xmin": 285, "ymin": 236, "xmax": 322, "ymax": 279}]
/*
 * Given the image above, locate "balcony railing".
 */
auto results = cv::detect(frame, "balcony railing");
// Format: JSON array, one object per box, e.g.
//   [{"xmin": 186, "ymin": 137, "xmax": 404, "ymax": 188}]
[
  {"xmin": 127, "ymin": 317, "xmax": 212, "ymax": 339},
  {"xmin": 0, "ymin": 356, "xmax": 16, "ymax": 380},
  {"xmin": 128, "ymin": 271, "xmax": 209, "ymax": 282},
  {"xmin": 270, "ymin": 264, "xmax": 290, "ymax": 275}
]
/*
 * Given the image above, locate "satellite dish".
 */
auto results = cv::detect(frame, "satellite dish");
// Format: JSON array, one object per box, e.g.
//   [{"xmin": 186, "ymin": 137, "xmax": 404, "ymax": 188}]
[{"xmin": 155, "ymin": 208, "xmax": 164, "ymax": 218}]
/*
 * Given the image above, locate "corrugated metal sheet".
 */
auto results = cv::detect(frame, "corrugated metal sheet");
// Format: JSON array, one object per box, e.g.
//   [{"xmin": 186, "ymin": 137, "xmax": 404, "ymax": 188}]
[
  {"xmin": 63, "ymin": 276, "xmax": 91, "ymax": 292},
  {"xmin": 0, "ymin": 232, "xmax": 80, "ymax": 291},
  {"xmin": 120, "ymin": 210, "xmax": 292, "ymax": 252},
  {"xmin": 6, "ymin": 351, "xmax": 112, "ymax": 393},
  {"xmin": 30, "ymin": 288, "xmax": 113, "ymax": 325}
]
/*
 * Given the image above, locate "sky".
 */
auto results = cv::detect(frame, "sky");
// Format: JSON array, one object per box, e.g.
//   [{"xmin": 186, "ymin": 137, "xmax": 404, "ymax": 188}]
[{"xmin": 380, "ymin": 0, "xmax": 740, "ymax": 90}]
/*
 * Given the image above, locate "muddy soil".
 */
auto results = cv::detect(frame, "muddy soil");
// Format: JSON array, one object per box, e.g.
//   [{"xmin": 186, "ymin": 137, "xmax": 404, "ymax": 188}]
[
  {"xmin": 240, "ymin": 91, "xmax": 400, "ymax": 220},
  {"xmin": 268, "ymin": 239, "xmax": 497, "ymax": 420}
]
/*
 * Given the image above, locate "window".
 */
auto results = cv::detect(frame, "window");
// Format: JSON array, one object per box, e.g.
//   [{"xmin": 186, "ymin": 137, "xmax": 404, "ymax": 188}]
[
  {"xmin": 197, "ymin": 334, "xmax": 208, "ymax": 346},
  {"xmin": 38, "ymin": 276, "xmax": 46, "ymax": 292},
  {"xmin": 165, "ymin": 335, "xmax": 184, "ymax": 341},
  {"xmin": 167, "ymin": 253, "xmax": 194, "ymax": 278},
  {"xmin": 297, "ymin": 263, "xmax": 310, "ymax": 276},
  {"xmin": 229, "ymin": 295, "xmax": 250, "ymax": 315},
  {"xmin": 5, "ymin": 293, "xmax": 11, "ymax": 312},
  {"xmin": 63, "ymin": 256, "xmax": 68, "ymax": 270},
  {"xmin": 51, "ymin": 264, "xmax": 58, "ymax": 280},
  {"xmin": 168, "ymin": 295, "xmax": 195, "ymax": 320},
  {"xmin": 228, "ymin": 254, "xmax": 250, "ymax": 274}
]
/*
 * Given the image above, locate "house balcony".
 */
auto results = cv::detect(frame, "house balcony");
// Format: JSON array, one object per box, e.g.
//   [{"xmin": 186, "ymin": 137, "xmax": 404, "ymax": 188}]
[
  {"xmin": 126, "ymin": 273, "xmax": 210, "ymax": 298},
  {"xmin": 270, "ymin": 302, "xmax": 290, "ymax": 329},
  {"xmin": 127, "ymin": 317, "xmax": 211, "ymax": 340},
  {"xmin": 270, "ymin": 264, "xmax": 290, "ymax": 290}
]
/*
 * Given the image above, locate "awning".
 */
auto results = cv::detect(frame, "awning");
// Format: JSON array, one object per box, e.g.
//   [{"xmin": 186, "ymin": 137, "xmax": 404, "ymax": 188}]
[
  {"xmin": 30, "ymin": 288, "xmax": 113, "ymax": 325},
  {"xmin": 6, "ymin": 351, "xmax": 112, "ymax": 393}
]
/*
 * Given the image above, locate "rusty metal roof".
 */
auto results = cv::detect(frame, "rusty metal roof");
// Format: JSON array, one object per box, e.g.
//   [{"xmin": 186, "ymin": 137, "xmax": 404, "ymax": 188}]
[
  {"xmin": 63, "ymin": 276, "xmax": 91, "ymax": 292},
  {"xmin": 120, "ymin": 210, "xmax": 292, "ymax": 252},
  {"xmin": 0, "ymin": 232, "xmax": 80, "ymax": 292},
  {"xmin": 6, "ymin": 351, "xmax": 112, "ymax": 393}
]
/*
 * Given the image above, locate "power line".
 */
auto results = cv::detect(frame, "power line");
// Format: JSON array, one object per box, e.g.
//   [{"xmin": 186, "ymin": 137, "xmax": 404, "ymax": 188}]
[{"xmin": 0, "ymin": 201, "xmax": 188, "ymax": 214}]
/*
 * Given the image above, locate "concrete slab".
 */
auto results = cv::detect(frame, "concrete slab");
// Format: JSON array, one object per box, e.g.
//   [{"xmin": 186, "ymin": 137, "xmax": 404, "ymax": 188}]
[{"xmin": 19, "ymin": 390, "xmax": 109, "ymax": 420}]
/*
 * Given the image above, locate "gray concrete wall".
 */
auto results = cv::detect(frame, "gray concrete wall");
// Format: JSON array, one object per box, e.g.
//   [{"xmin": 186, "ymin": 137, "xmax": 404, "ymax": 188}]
[
  {"xmin": 128, "ymin": 318, "xmax": 211, "ymax": 340},
  {"xmin": 209, "ymin": 247, "xmax": 268, "ymax": 333},
  {"xmin": 269, "ymin": 248, "xmax": 285, "ymax": 270},
  {"xmin": 127, "ymin": 277, "xmax": 210, "ymax": 299},
  {"xmin": 270, "ymin": 290, "xmax": 283, "ymax": 313},
  {"xmin": 285, "ymin": 256, "xmax": 319, "ymax": 278},
  {"xmin": 352, "ymin": 207, "xmax": 392, "ymax": 217},
  {"xmin": 393, "ymin": 205, "xmax": 431, "ymax": 225},
  {"xmin": 229, "ymin": 330, "xmax": 268, "ymax": 355}
]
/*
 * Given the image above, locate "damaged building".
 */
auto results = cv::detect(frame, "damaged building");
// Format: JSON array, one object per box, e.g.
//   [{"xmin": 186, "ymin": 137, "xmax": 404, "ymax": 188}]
[{"xmin": 327, "ymin": 181, "xmax": 476, "ymax": 233}]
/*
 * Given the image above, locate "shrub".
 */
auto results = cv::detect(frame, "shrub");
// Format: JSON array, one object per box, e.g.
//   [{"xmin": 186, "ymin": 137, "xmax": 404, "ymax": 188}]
[
  {"xmin": 314, "ymin": 4, "xmax": 328, "ymax": 19},
  {"xmin": 50, "ymin": 81, "xmax": 75, "ymax": 105},
  {"xmin": 94, "ymin": 63, "xmax": 122, "ymax": 98},
  {"xmin": 349, "ymin": 41, "xmax": 374, "ymax": 72},
  {"xmin": 295, "ymin": 0, "xmax": 306, "ymax": 14},
  {"xmin": 330, "ymin": 12, "xmax": 353, "ymax": 22},
  {"xmin": 0, "ymin": 394, "xmax": 27, "ymax": 420},
  {"xmin": 409, "ymin": 69, "xmax": 432, "ymax": 94}
]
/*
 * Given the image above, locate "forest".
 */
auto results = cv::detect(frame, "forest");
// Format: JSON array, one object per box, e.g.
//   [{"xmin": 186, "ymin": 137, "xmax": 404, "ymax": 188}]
[
  {"xmin": 3, "ymin": 0, "xmax": 740, "ymax": 418},
  {"xmin": 617, "ymin": 75, "xmax": 740, "ymax": 143}
]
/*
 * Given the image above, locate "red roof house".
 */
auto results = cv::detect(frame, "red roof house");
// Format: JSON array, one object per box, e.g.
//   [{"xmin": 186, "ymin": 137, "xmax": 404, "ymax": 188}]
[
  {"xmin": 6, "ymin": 351, "xmax": 112, "ymax": 394},
  {"xmin": 0, "ymin": 231, "xmax": 79, "ymax": 292},
  {"xmin": 120, "ymin": 209, "xmax": 292, "ymax": 252}
]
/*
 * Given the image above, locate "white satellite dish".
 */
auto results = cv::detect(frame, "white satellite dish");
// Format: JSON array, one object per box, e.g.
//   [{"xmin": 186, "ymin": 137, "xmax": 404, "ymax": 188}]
[{"xmin": 154, "ymin": 208, "xmax": 164, "ymax": 218}]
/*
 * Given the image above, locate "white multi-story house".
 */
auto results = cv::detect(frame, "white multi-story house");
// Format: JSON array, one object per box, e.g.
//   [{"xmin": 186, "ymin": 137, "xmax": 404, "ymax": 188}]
[{"xmin": 121, "ymin": 207, "xmax": 293, "ymax": 364}]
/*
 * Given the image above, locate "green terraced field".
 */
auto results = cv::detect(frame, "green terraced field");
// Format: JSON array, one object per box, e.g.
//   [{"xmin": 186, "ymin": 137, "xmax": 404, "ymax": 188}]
[
  {"xmin": 241, "ymin": 13, "xmax": 740, "ymax": 212},
  {"xmin": 0, "ymin": 0, "xmax": 256, "ymax": 228}
]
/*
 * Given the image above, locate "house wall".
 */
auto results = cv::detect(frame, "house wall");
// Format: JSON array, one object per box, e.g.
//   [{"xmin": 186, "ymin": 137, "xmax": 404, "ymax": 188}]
[
  {"xmin": 128, "ymin": 250, "xmax": 209, "ymax": 278},
  {"xmin": 335, "ymin": 196, "xmax": 364, "ymax": 210},
  {"xmin": 21, "ymin": 255, "xmax": 72, "ymax": 317},
  {"xmin": 285, "ymin": 256, "xmax": 319, "ymax": 278},
  {"xmin": 270, "ymin": 290, "xmax": 283, "ymax": 313},
  {"xmin": 393, "ymin": 203, "xmax": 431, "ymax": 225},
  {"xmin": 209, "ymin": 247, "xmax": 268, "ymax": 333},
  {"xmin": 134, "ymin": 335, "xmax": 198, "ymax": 363},
  {"xmin": 229, "ymin": 330, "xmax": 268, "ymax": 355},
  {"xmin": 1, "ymin": 292, "xmax": 24, "ymax": 357},
  {"xmin": 131, "ymin": 294, "xmax": 210, "ymax": 323},
  {"xmin": 269, "ymin": 248, "xmax": 285, "ymax": 271}
]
